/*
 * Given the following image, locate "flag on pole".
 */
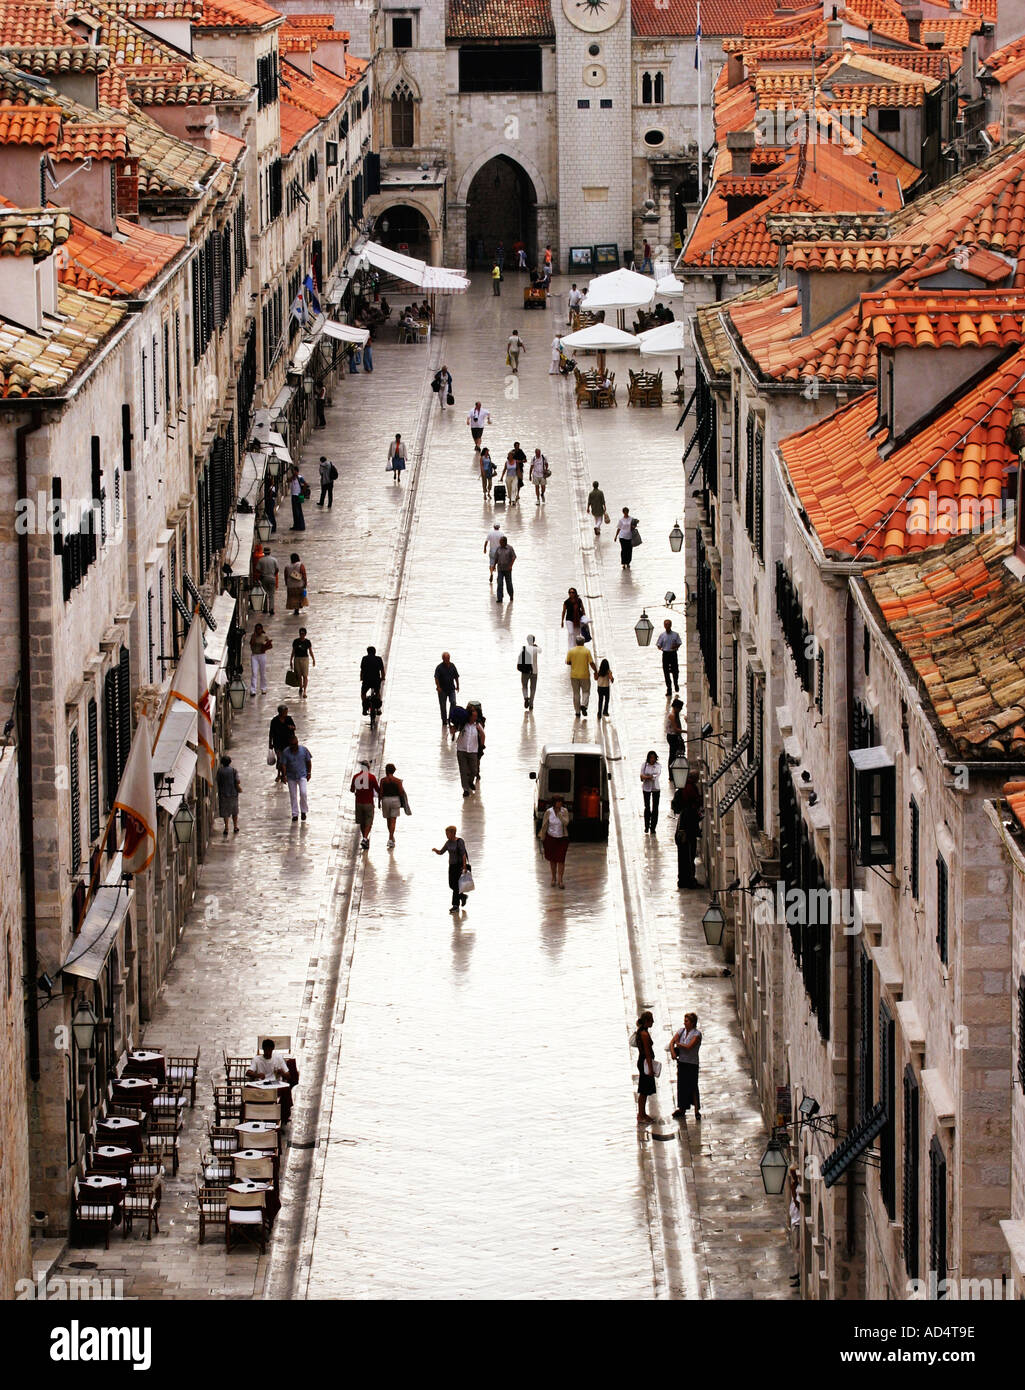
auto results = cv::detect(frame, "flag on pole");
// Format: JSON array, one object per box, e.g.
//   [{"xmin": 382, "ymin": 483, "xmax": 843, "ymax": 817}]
[
  {"xmin": 114, "ymin": 717, "xmax": 158, "ymax": 875},
  {"xmin": 304, "ymin": 273, "xmax": 322, "ymax": 317},
  {"xmin": 290, "ymin": 293, "xmax": 307, "ymax": 325},
  {"xmin": 694, "ymin": 2, "xmax": 702, "ymax": 69},
  {"xmin": 167, "ymin": 610, "xmax": 215, "ymax": 784}
]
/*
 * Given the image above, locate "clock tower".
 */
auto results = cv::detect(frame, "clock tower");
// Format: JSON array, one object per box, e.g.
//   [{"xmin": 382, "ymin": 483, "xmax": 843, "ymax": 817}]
[{"xmin": 554, "ymin": 0, "xmax": 632, "ymax": 273}]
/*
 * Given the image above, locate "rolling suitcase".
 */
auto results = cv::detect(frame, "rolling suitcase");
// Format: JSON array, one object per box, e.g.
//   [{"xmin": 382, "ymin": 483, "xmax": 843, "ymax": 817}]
[{"xmin": 493, "ymin": 482, "xmax": 507, "ymax": 503}]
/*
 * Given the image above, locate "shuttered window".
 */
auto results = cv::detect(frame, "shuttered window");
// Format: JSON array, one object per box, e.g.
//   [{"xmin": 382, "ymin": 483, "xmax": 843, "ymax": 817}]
[
  {"xmin": 753, "ymin": 424, "xmax": 764, "ymax": 560},
  {"xmin": 1018, "ymin": 975, "xmax": 1025, "ymax": 1093},
  {"xmin": 69, "ymin": 728, "xmax": 81, "ymax": 874},
  {"xmin": 929, "ymin": 1138, "xmax": 947, "ymax": 1297},
  {"xmin": 103, "ymin": 649, "xmax": 132, "ymax": 809},
  {"xmin": 744, "ymin": 413, "xmax": 754, "ymax": 537},
  {"xmin": 909, "ymin": 797, "xmax": 920, "ymax": 899},
  {"xmin": 86, "ymin": 698, "xmax": 100, "ymax": 842},
  {"xmin": 858, "ymin": 947, "xmax": 873, "ymax": 1121},
  {"xmin": 936, "ymin": 855, "xmax": 949, "ymax": 964},
  {"xmin": 879, "ymin": 1004, "xmax": 896, "ymax": 1218},
  {"xmin": 902, "ymin": 1066, "xmax": 920, "ymax": 1278}
]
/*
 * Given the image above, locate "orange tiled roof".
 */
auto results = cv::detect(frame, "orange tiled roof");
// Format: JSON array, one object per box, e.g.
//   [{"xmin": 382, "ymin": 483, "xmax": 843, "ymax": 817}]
[
  {"xmin": 60, "ymin": 210, "xmax": 184, "ymax": 296},
  {"xmin": 983, "ymin": 35, "xmax": 1025, "ymax": 86},
  {"xmin": 863, "ymin": 526, "xmax": 1025, "ymax": 759},
  {"xmin": 785, "ymin": 239, "xmax": 928, "ymax": 273},
  {"xmin": 97, "ymin": 65, "xmax": 128, "ymax": 107},
  {"xmin": 209, "ymin": 127, "xmax": 244, "ymax": 164},
  {"xmin": 279, "ymin": 14, "xmax": 349, "ymax": 42},
  {"xmin": 446, "ymin": 0, "xmax": 554, "ymax": 41},
  {"xmin": 107, "ymin": 1, "xmax": 204, "ymax": 16},
  {"xmin": 0, "ymin": 100, "xmax": 61, "ymax": 146},
  {"xmin": 0, "ymin": 205, "xmax": 71, "ymax": 257},
  {"xmin": 1004, "ymin": 781, "xmax": 1025, "ymax": 831},
  {"xmin": 0, "ymin": 43, "xmax": 110, "ymax": 74},
  {"xmin": 279, "ymin": 33, "xmax": 313, "ymax": 54},
  {"xmin": 632, "ymin": 0, "xmax": 779, "ymax": 36},
  {"xmin": 862, "ymin": 289, "xmax": 1025, "ymax": 352},
  {"xmin": 779, "ymin": 346, "xmax": 1025, "ymax": 562},
  {"xmin": 193, "ymin": 0, "xmax": 282, "ymax": 28},
  {"xmin": 0, "ymin": 282, "xmax": 125, "ymax": 397},
  {"xmin": 80, "ymin": 6, "xmax": 251, "ymax": 102},
  {"xmin": 830, "ymin": 83, "xmax": 929, "ymax": 107},
  {"xmin": 279, "ymin": 93, "xmax": 316, "ymax": 154},
  {"xmin": 51, "ymin": 121, "xmax": 128, "ymax": 162},
  {"xmin": 279, "ymin": 57, "xmax": 353, "ymax": 117},
  {"xmin": 0, "ymin": 0, "xmax": 83, "ymax": 46}
]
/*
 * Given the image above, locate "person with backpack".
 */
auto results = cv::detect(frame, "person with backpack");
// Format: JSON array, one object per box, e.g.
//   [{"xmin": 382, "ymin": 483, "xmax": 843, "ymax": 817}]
[
  {"xmin": 517, "ymin": 635, "xmax": 540, "ymax": 709},
  {"xmin": 432, "ymin": 364, "xmax": 453, "ymax": 410},
  {"xmin": 434, "ymin": 652, "xmax": 460, "ymax": 725},
  {"xmin": 317, "ymin": 456, "xmax": 338, "ymax": 508}
]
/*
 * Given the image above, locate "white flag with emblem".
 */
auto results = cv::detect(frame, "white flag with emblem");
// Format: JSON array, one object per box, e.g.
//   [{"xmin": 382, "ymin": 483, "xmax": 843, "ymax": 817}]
[
  {"xmin": 113, "ymin": 717, "xmax": 158, "ymax": 875},
  {"xmin": 168, "ymin": 610, "xmax": 215, "ymax": 784}
]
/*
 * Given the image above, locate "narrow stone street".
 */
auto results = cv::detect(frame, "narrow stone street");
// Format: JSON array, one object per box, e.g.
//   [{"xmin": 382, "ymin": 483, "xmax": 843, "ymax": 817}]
[{"xmin": 53, "ymin": 276, "xmax": 794, "ymax": 1300}]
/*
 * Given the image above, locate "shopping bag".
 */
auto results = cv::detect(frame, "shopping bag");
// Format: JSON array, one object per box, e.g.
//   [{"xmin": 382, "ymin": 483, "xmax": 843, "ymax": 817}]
[
  {"xmin": 267, "ymin": 747, "xmax": 277, "ymax": 766},
  {"xmin": 446, "ymin": 393, "xmax": 454, "ymax": 405},
  {"xmin": 285, "ymin": 670, "xmax": 300, "ymax": 688},
  {"xmin": 458, "ymin": 869, "xmax": 474, "ymax": 894}
]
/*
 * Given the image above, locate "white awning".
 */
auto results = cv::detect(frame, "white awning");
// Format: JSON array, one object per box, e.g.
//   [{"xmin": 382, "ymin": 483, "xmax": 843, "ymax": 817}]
[
  {"xmin": 202, "ymin": 592, "xmax": 238, "ymax": 683},
  {"xmin": 156, "ymin": 744, "xmax": 197, "ymax": 816},
  {"xmin": 323, "ymin": 319, "xmax": 370, "ymax": 344},
  {"xmin": 228, "ymin": 510, "xmax": 256, "ymax": 576},
  {"xmin": 359, "ymin": 241, "xmax": 469, "ymax": 294},
  {"xmin": 63, "ymin": 865, "xmax": 133, "ymax": 982},
  {"xmin": 582, "ymin": 268, "xmax": 656, "ymax": 312},
  {"xmin": 152, "ymin": 707, "xmax": 196, "ymax": 778},
  {"xmin": 289, "ymin": 341, "xmax": 315, "ymax": 374}
]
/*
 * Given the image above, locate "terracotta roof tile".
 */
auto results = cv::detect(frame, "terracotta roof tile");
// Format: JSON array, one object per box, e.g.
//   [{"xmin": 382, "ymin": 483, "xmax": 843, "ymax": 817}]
[
  {"xmin": 864, "ymin": 526, "xmax": 1025, "ymax": 759},
  {"xmin": 785, "ymin": 239, "xmax": 928, "ymax": 273},
  {"xmin": 830, "ymin": 83, "xmax": 929, "ymax": 108},
  {"xmin": 51, "ymin": 120, "xmax": 128, "ymax": 161},
  {"xmin": 862, "ymin": 290, "xmax": 1025, "ymax": 352},
  {"xmin": 59, "ymin": 210, "xmax": 184, "ymax": 296},
  {"xmin": 209, "ymin": 127, "xmax": 244, "ymax": 164},
  {"xmin": 445, "ymin": 0, "xmax": 554, "ymax": 42},
  {"xmin": 983, "ymin": 35, "xmax": 1025, "ymax": 86},
  {"xmin": 632, "ymin": 0, "xmax": 779, "ymax": 36},
  {"xmin": 1004, "ymin": 781, "xmax": 1025, "ymax": 832},
  {"xmin": 193, "ymin": 0, "xmax": 282, "ymax": 28},
  {"xmin": 0, "ymin": 283, "xmax": 125, "ymax": 397},
  {"xmin": 0, "ymin": 42, "xmax": 110, "ymax": 74},
  {"xmin": 693, "ymin": 278, "xmax": 776, "ymax": 379},
  {"xmin": 106, "ymin": 1, "xmax": 204, "ymax": 16},
  {"xmin": 280, "ymin": 13, "xmax": 348, "ymax": 41},
  {"xmin": 0, "ymin": 100, "xmax": 60, "ymax": 146},
  {"xmin": 279, "ymin": 92, "xmax": 316, "ymax": 154},
  {"xmin": 779, "ymin": 348, "xmax": 1025, "ymax": 562},
  {"xmin": 0, "ymin": 205, "xmax": 70, "ymax": 258},
  {"xmin": 80, "ymin": 6, "xmax": 251, "ymax": 103},
  {"xmin": 0, "ymin": 0, "xmax": 83, "ymax": 46},
  {"xmin": 279, "ymin": 57, "xmax": 353, "ymax": 118}
]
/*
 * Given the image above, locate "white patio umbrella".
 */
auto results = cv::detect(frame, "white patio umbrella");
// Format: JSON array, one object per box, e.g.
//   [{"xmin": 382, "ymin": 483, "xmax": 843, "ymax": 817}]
[
  {"xmin": 560, "ymin": 322, "xmax": 640, "ymax": 373},
  {"xmin": 581, "ymin": 267, "xmax": 656, "ymax": 329},
  {"xmin": 655, "ymin": 273, "xmax": 687, "ymax": 298},
  {"xmin": 637, "ymin": 320, "xmax": 689, "ymax": 400}
]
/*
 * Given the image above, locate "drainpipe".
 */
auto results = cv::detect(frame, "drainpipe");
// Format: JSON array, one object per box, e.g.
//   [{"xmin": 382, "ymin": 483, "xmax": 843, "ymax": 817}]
[
  {"xmin": 844, "ymin": 589, "xmax": 857, "ymax": 1264},
  {"xmin": 16, "ymin": 409, "xmax": 44, "ymax": 1081}
]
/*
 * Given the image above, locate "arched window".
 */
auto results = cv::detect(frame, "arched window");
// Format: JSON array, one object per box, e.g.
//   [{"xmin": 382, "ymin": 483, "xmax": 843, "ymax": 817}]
[
  {"xmin": 391, "ymin": 81, "xmax": 414, "ymax": 148},
  {"xmin": 640, "ymin": 70, "xmax": 665, "ymax": 105},
  {"xmin": 641, "ymin": 71, "xmax": 652, "ymax": 104}
]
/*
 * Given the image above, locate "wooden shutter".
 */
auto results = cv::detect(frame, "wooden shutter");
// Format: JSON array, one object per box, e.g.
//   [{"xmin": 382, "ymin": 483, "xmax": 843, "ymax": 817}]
[
  {"xmin": 909, "ymin": 798, "xmax": 920, "ymax": 899},
  {"xmin": 69, "ymin": 728, "xmax": 81, "ymax": 874},
  {"xmin": 879, "ymin": 1004, "xmax": 896, "ymax": 1218},
  {"xmin": 754, "ymin": 425, "xmax": 764, "ymax": 559},
  {"xmin": 87, "ymin": 697, "xmax": 100, "ymax": 842},
  {"xmin": 103, "ymin": 667, "xmax": 119, "ymax": 809},
  {"xmin": 936, "ymin": 855, "xmax": 948, "ymax": 963},
  {"xmin": 902, "ymin": 1066, "xmax": 920, "ymax": 1278},
  {"xmin": 1018, "ymin": 975, "xmax": 1025, "ymax": 1092},
  {"xmin": 117, "ymin": 648, "xmax": 131, "ymax": 786},
  {"xmin": 858, "ymin": 947, "xmax": 873, "ymax": 1121},
  {"xmin": 744, "ymin": 413, "xmax": 754, "ymax": 538},
  {"xmin": 929, "ymin": 1138, "xmax": 947, "ymax": 1297}
]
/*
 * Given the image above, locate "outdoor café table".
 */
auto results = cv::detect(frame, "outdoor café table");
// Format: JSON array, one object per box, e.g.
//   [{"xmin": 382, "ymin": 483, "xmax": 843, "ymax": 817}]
[
  {"xmin": 234, "ymin": 1120, "xmax": 280, "ymax": 1146},
  {"xmin": 247, "ymin": 1077, "xmax": 292, "ymax": 1123},
  {"xmin": 96, "ymin": 1115, "xmax": 143, "ymax": 1153},
  {"xmin": 229, "ymin": 1172, "xmax": 280, "ymax": 1220},
  {"xmin": 79, "ymin": 1173, "xmax": 126, "ymax": 1223},
  {"xmin": 231, "ymin": 1148, "xmax": 280, "ymax": 1182},
  {"xmin": 124, "ymin": 1050, "xmax": 166, "ymax": 1083},
  {"xmin": 113, "ymin": 1076, "xmax": 158, "ymax": 1109},
  {"xmin": 91, "ymin": 1144, "xmax": 133, "ymax": 1172}
]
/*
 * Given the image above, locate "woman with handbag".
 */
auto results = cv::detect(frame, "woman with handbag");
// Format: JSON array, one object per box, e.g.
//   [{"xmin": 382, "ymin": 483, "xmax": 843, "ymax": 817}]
[
  {"xmin": 561, "ymin": 587, "xmax": 586, "ymax": 648},
  {"xmin": 433, "ymin": 825, "xmax": 470, "ymax": 912},
  {"xmin": 379, "ymin": 763, "xmax": 410, "ymax": 849},
  {"xmin": 479, "ymin": 447, "xmax": 496, "ymax": 497},
  {"xmin": 388, "ymin": 433, "xmax": 407, "ymax": 484},
  {"xmin": 284, "ymin": 553, "xmax": 307, "ymax": 615},
  {"xmin": 635, "ymin": 1011, "xmax": 658, "ymax": 1123},
  {"xmin": 538, "ymin": 794, "xmax": 570, "ymax": 888},
  {"xmin": 249, "ymin": 624, "xmax": 272, "ymax": 695},
  {"xmin": 614, "ymin": 508, "xmax": 635, "ymax": 568}
]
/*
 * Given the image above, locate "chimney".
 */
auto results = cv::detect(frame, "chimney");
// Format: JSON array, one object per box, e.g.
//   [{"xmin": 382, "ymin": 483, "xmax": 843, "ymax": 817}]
[
  {"xmin": 904, "ymin": 6, "xmax": 923, "ymax": 44},
  {"xmin": 727, "ymin": 129, "xmax": 756, "ymax": 177},
  {"xmin": 115, "ymin": 156, "xmax": 139, "ymax": 222},
  {"xmin": 0, "ymin": 210, "xmax": 62, "ymax": 332},
  {"xmin": 827, "ymin": 18, "xmax": 843, "ymax": 47},
  {"xmin": 727, "ymin": 53, "xmax": 745, "ymax": 89}
]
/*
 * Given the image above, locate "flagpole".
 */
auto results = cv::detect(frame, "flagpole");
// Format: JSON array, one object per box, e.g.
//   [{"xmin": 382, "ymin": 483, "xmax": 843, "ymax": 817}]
[{"xmin": 696, "ymin": 1, "xmax": 704, "ymax": 204}]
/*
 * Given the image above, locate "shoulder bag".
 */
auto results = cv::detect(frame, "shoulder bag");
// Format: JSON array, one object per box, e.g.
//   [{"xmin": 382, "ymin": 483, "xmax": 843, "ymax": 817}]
[
  {"xmin": 630, "ymin": 521, "xmax": 642, "ymax": 547},
  {"xmin": 458, "ymin": 867, "xmax": 474, "ymax": 894}
]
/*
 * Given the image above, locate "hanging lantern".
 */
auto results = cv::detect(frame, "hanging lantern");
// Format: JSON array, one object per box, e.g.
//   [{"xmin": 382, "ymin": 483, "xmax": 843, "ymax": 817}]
[
  {"xmin": 669, "ymin": 522, "xmax": 684, "ymax": 553},
  {"xmin": 634, "ymin": 611, "xmax": 654, "ymax": 647}
]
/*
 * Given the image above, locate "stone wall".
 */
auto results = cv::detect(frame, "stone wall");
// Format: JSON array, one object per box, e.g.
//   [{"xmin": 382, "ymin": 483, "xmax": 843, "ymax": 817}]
[{"xmin": 0, "ymin": 750, "xmax": 29, "ymax": 1297}]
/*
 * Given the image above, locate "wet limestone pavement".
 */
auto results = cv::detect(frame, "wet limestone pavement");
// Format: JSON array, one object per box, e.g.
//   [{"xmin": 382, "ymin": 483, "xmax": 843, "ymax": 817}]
[{"xmin": 53, "ymin": 276, "xmax": 795, "ymax": 1299}]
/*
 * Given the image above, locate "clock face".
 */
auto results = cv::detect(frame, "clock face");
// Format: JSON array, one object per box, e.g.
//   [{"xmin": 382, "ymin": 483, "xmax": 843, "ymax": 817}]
[{"xmin": 562, "ymin": 0, "xmax": 625, "ymax": 33}]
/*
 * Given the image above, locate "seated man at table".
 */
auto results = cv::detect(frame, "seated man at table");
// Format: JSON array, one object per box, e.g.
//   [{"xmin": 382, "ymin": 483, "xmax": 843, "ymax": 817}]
[{"xmin": 247, "ymin": 1039, "xmax": 289, "ymax": 1082}]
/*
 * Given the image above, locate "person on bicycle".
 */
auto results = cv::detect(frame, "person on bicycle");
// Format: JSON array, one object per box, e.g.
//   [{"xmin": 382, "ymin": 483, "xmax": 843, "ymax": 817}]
[{"xmin": 360, "ymin": 646, "xmax": 385, "ymax": 714}]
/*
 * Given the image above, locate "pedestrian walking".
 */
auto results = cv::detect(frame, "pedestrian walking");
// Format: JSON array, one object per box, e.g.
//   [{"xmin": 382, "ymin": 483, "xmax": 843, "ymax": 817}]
[
  {"xmin": 640, "ymin": 750, "xmax": 662, "ymax": 833},
  {"xmin": 269, "ymin": 705, "xmax": 295, "ymax": 784},
  {"xmin": 529, "ymin": 447, "xmax": 549, "ymax": 504},
  {"xmin": 506, "ymin": 329, "xmax": 525, "ymax": 374},
  {"xmin": 388, "ymin": 432, "xmax": 407, "ymax": 484},
  {"xmin": 503, "ymin": 453, "xmax": 520, "ymax": 506},
  {"xmin": 467, "ymin": 402, "xmax": 491, "ymax": 448},
  {"xmin": 549, "ymin": 334, "xmax": 562, "ymax": 375},
  {"xmin": 587, "ymin": 480, "xmax": 608, "ymax": 537},
  {"xmin": 641, "ymin": 239, "xmax": 653, "ymax": 274},
  {"xmin": 492, "ymin": 262, "xmax": 502, "ymax": 296},
  {"xmin": 657, "ymin": 619, "xmax": 682, "ymax": 695},
  {"xmin": 216, "ymin": 754, "xmax": 241, "ymax": 836},
  {"xmin": 635, "ymin": 1011, "xmax": 657, "ymax": 1123},
  {"xmin": 432, "ymin": 364, "xmax": 453, "ymax": 409},
  {"xmin": 538, "ymin": 793, "xmax": 570, "ymax": 887},
  {"xmin": 517, "ymin": 634, "xmax": 539, "ymax": 709},
  {"xmin": 543, "ymin": 244, "xmax": 553, "ymax": 275},
  {"xmin": 565, "ymin": 636, "xmax": 597, "ymax": 716},
  {"xmin": 263, "ymin": 473, "xmax": 277, "ymax": 533},
  {"xmin": 360, "ymin": 645, "xmax": 385, "ymax": 713},
  {"xmin": 317, "ymin": 456, "xmax": 337, "ymax": 508},
  {"xmin": 596, "ymin": 657, "xmax": 614, "ymax": 718},
  {"xmin": 434, "ymin": 652, "xmax": 460, "ymax": 724},
  {"xmin": 350, "ymin": 759, "xmax": 380, "ymax": 850},
  {"xmin": 567, "ymin": 282, "xmax": 583, "ymax": 325},
  {"xmin": 484, "ymin": 522, "xmax": 503, "ymax": 582},
  {"xmin": 670, "ymin": 1013, "xmax": 702, "ymax": 1120},
  {"xmin": 433, "ymin": 825, "xmax": 469, "ymax": 912},
  {"xmin": 290, "ymin": 627, "xmax": 315, "ymax": 698},
  {"xmin": 379, "ymin": 763, "xmax": 410, "ymax": 848},
  {"xmin": 614, "ymin": 507, "xmax": 635, "ymax": 567},
  {"xmin": 362, "ymin": 337, "xmax": 374, "ymax": 372},
  {"xmin": 453, "ymin": 707, "xmax": 484, "ymax": 796},
  {"xmin": 666, "ymin": 698, "xmax": 685, "ymax": 765},
  {"xmin": 284, "ymin": 552, "xmax": 307, "ymax": 616},
  {"xmin": 561, "ymin": 586, "xmax": 586, "ymax": 647},
  {"xmin": 282, "ymin": 734, "xmax": 312, "ymax": 822},
  {"xmin": 516, "ymin": 243, "xmax": 527, "ymax": 271},
  {"xmin": 479, "ymin": 447, "xmax": 496, "ymax": 496},
  {"xmin": 289, "ymin": 468, "xmax": 307, "ymax": 531},
  {"xmin": 672, "ymin": 772, "xmax": 703, "ymax": 889},
  {"xmin": 255, "ymin": 548, "xmax": 279, "ymax": 614},
  {"xmin": 494, "ymin": 535, "xmax": 516, "ymax": 601},
  {"xmin": 497, "ymin": 241, "xmax": 505, "ymax": 272},
  {"xmin": 249, "ymin": 623, "xmax": 272, "ymax": 695},
  {"xmin": 315, "ymin": 380, "xmax": 327, "ymax": 428}
]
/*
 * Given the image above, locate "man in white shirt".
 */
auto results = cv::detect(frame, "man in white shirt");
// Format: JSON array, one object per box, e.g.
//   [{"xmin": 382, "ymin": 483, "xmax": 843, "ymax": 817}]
[
  {"xmin": 484, "ymin": 523, "xmax": 503, "ymax": 583},
  {"xmin": 247, "ymin": 1039, "xmax": 288, "ymax": 1081},
  {"xmin": 454, "ymin": 709, "xmax": 484, "ymax": 796},
  {"xmin": 518, "ymin": 635, "xmax": 540, "ymax": 709},
  {"xmin": 656, "ymin": 618, "xmax": 682, "ymax": 695},
  {"xmin": 506, "ymin": 330, "xmax": 525, "ymax": 374},
  {"xmin": 529, "ymin": 448, "xmax": 548, "ymax": 504},
  {"xmin": 255, "ymin": 549, "xmax": 279, "ymax": 614},
  {"xmin": 550, "ymin": 335, "xmax": 563, "ymax": 375},
  {"xmin": 467, "ymin": 402, "xmax": 491, "ymax": 448},
  {"xmin": 567, "ymin": 284, "xmax": 583, "ymax": 324}
]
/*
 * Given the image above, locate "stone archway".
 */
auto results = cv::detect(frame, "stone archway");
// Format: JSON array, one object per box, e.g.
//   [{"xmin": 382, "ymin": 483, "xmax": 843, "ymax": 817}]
[
  {"xmin": 375, "ymin": 202, "xmax": 432, "ymax": 262},
  {"xmin": 460, "ymin": 150, "xmax": 548, "ymax": 271}
]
